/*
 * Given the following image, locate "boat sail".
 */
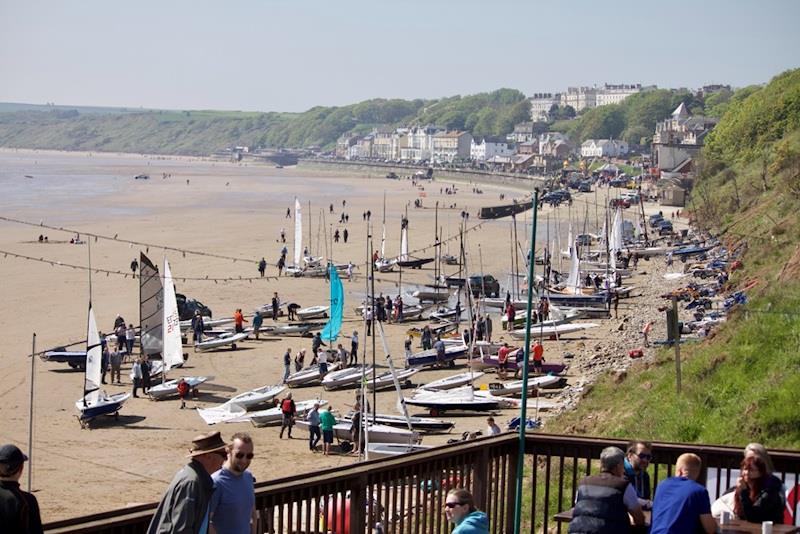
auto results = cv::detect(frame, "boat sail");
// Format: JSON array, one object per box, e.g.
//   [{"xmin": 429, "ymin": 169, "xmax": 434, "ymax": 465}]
[
  {"xmin": 139, "ymin": 252, "xmax": 162, "ymax": 357},
  {"xmin": 320, "ymin": 263, "xmax": 344, "ymax": 343},
  {"xmin": 147, "ymin": 259, "xmax": 210, "ymax": 400},
  {"xmin": 75, "ymin": 304, "xmax": 130, "ymax": 427}
]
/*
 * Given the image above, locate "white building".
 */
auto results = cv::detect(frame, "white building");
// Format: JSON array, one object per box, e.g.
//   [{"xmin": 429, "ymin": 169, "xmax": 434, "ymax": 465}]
[
  {"xmin": 401, "ymin": 125, "xmax": 439, "ymax": 161},
  {"xmin": 595, "ymin": 84, "xmax": 642, "ymax": 107},
  {"xmin": 432, "ymin": 131, "xmax": 473, "ymax": 163},
  {"xmin": 528, "ymin": 93, "xmax": 561, "ymax": 121},
  {"xmin": 580, "ymin": 139, "xmax": 629, "ymax": 158},
  {"xmin": 470, "ymin": 138, "xmax": 516, "ymax": 162},
  {"xmin": 561, "ymin": 87, "xmax": 597, "ymax": 112}
]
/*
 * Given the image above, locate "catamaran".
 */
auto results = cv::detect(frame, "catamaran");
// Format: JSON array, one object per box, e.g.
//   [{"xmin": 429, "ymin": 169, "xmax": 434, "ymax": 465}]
[
  {"xmin": 75, "ymin": 304, "xmax": 131, "ymax": 428},
  {"xmin": 148, "ymin": 259, "xmax": 210, "ymax": 400}
]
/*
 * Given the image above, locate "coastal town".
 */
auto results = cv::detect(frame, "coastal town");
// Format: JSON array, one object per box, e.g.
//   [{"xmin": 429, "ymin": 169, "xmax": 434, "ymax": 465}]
[{"xmin": 1, "ymin": 3, "xmax": 798, "ymax": 533}]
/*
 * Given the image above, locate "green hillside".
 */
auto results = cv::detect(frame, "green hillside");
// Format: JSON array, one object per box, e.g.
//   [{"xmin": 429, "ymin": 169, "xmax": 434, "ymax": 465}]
[
  {"xmin": 549, "ymin": 69, "xmax": 800, "ymax": 448},
  {"xmin": 0, "ymin": 89, "xmax": 529, "ymax": 155}
]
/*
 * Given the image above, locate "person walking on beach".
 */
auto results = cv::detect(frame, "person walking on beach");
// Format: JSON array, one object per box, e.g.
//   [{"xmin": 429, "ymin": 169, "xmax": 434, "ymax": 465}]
[
  {"xmin": 0, "ymin": 444, "xmax": 43, "ymax": 534},
  {"xmin": 311, "ymin": 332, "xmax": 325, "ymax": 356},
  {"xmin": 306, "ymin": 403, "xmax": 321, "ymax": 452},
  {"xmin": 110, "ymin": 348, "xmax": 123, "ymax": 385},
  {"xmin": 177, "ymin": 378, "xmax": 190, "ymax": 409},
  {"xmin": 101, "ymin": 344, "xmax": 110, "ymax": 385},
  {"xmin": 343, "ymin": 228, "xmax": 349, "ymax": 243},
  {"xmin": 421, "ymin": 325, "xmax": 432, "ymax": 351},
  {"xmin": 234, "ymin": 309, "xmax": 246, "ymax": 333},
  {"xmin": 346, "ymin": 261, "xmax": 353, "ymax": 281},
  {"xmin": 131, "ymin": 356, "xmax": 143, "ymax": 398},
  {"xmin": 258, "ymin": 257, "xmax": 267, "ymax": 277},
  {"xmin": 271, "ymin": 292, "xmax": 280, "ymax": 321},
  {"xmin": 279, "ymin": 393, "xmax": 296, "ymax": 439},
  {"xmin": 252, "ymin": 310, "xmax": 263, "ymax": 340},
  {"xmin": 286, "ymin": 207, "xmax": 291, "ymax": 218},
  {"xmin": 191, "ymin": 311, "xmax": 204, "ymax": 345},
  {"xmin": 277, "ymin": 255, "xmax": 285, "ymax": 276},
  {"xmin": 319, "ymin": 405, "xmax": 336, "ymax": 456},
  {"xmin": 125, "ymin": 323, "xmax": 136, "ymax": 356},
  {"xmin": 364, "ymin": 306, "xmax": 373, "ymax": 336},
  {"xmin": 209, "ymin": 433, "xmax": 256, "ymax": 534},
  {"xmin": 280, "ymin": 228, "xmax": 286, "ymax": 243},
  {"xmin": 485, "ymin": 315, "xmax": 493, "ymax": 342},
  {"xmin": 350, "ymin": 331, "xmax": 359, "ymax": 366},
  {"xmin": 282, "ymin": 348, "xmax": 292, "ymax": 383},
  {"xmin": 334, "ymin": 229, "xmax": 340, "ymax": 243},
  {"xmin": 130, "ymin": 258, "xmax": 139, "ymax": 278},
  {"xmin": 147, "ymin": 431, "xmax": 227, "ymax": 534},
  {"xmin": 317, "ymin": 347, "xmax": 329, "ymax": 376},
  {"xmin": 141, "ymin": 356, "xmax": 152, "ymax": 394}
]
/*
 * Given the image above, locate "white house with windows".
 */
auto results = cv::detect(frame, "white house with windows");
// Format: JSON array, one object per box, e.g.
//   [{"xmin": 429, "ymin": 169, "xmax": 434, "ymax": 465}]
[
  {"xmin": 432, "ymin": 131, "xmax": 473, "ymax": 163},
  {"xmin": 580, "ymin": 139, "xmax": 629, "ymax": 158},
  {"xmin": 470, "ymin": 138, "xmax": 515, "ymax": 162},
  {"xmin": 528, "ymin": 93, "xmax": 561, "ymax": 122}
]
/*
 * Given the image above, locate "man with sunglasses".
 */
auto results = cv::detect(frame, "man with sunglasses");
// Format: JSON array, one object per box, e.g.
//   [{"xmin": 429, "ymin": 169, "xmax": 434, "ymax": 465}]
[
  {"xmin": 148, "ymin": 431, "xmax": 228, "ymax": 534},
  {"xmin": 624, "ymin": 441, "xmax": 653, "ymax": 509},
  {"xmin": 209, "ymin": 433, "xmax": 257, "ymax": 534}
]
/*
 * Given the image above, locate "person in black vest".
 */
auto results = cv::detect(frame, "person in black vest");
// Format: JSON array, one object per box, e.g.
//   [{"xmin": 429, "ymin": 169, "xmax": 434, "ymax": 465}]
[{"xmin": 569, "ymin": 446, "xmax": 645, "ymax": 534}]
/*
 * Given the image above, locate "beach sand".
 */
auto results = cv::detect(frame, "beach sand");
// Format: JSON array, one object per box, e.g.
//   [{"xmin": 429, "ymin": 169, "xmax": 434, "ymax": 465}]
[{"xmin": 0, "ymin": 149, "xmax": 686, "ymax": 521}]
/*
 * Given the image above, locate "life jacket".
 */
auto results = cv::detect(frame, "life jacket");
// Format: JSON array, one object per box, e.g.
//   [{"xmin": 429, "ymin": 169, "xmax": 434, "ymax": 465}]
[{"xmin": 281, "ymin": 399, "xmax": 294, "ymax": 414}]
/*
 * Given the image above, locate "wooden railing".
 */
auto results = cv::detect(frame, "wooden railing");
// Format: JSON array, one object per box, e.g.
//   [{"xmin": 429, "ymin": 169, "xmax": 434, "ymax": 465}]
[{"xmin": 43, "ymin": 433, "xmax": 800, "ymax": 533}]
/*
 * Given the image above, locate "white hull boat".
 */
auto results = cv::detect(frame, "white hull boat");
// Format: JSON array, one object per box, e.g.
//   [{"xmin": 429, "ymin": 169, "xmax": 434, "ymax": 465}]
[
  {"xmin": 322, "ymin": 365, "xmax": 373, "ymax": 390},
  {"xmin": 296, "ymin": 306, "xmax": 329, "ymax": 320},
  {"xmin": 366, "ymin": 368, "xmax": 419, "ymax": 391},
  {"xmin": 482, "ymin": 298, "xmax": 527, "ymax": 310},
  {"xmin": 482, "ymin": 375, "xmax": 561, "ymax": 396},
  {"xmin": 269, "ymin": 323, "xmax": 320, "ymax": 336},
  {"xmin": 148, "ymin": 376, "xmax": 209, "ymax": 400},
  {"xmin": 367, "ymin": 443, "xmax": 432, "ymax": 458},
  {"xmin": 509, "ymin": 322, "xmax": 599, "ymax": 340},
  {"xmin": 179, "ymin": 317, "xmax": 234, "ymax": 332},
  {"xmin": 418, "ymin": 372, "xmax": 485, "ymax": 392},
  {"xmin": 286, "ymin": 362, "xmax": 342, "ymax": 387},
  {"xmin": 243, "ymin": 399, "xmax": 327, "ymax": 427},
  {"xmin": 295, "ymin": 420, "xmax": 420, "ymax": 444},
  {"xmin": 341, "ymin": 413, "xmax": 454, "ymax": 432},
  {"xmin": 195, "ymin": 332, "xmax": 248, "ymax": 351},
  {"xmin": 225, "ymin": 384, "xmax": 286, "ymax": 410}
]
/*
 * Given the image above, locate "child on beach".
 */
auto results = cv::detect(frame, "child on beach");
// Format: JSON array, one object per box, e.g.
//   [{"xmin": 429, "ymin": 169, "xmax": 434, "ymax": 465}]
[{"xmin": 177, "ymin": 378, "xmax": 189, "ymax": 409}]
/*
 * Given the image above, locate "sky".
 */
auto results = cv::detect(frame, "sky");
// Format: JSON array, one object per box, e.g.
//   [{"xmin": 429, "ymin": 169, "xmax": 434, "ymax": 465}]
[{"xmin": 1, "ymin": 0, "xmax": 798, "ymax": 113}]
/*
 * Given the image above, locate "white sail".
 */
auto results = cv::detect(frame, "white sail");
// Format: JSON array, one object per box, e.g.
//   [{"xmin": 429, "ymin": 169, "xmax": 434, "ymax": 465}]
[
  {"xmin": 610, "ymin": 208, "xmax": 624, "ymax": 254},
  {"xmin": 294, "ymin": 198, "xmax": 302, "ymax": 267},
  {"xmin": 566, "ymin": 237, "xmax": 581, "ymax": 294},
  {"xmin": 162, "ymin": 259, "xmax": 183, "ymax": 372},
  {"xmin": 400, "ymin": 226, "xmax": 409, "ymax": 261},
  {"xmin": 83, "ymin": 304, "xmax": 102, "ymax": 406}
]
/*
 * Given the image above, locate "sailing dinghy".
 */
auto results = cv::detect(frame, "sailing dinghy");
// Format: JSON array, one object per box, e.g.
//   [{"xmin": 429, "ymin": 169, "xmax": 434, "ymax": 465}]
[
  {"xmin": 76, "ymin": 304, "xmax": 130, "ymax": 427},
  {"xmin": 418, "ymin": 371, "xmax": 485, "ymax": 392},
  {"xmin": 286, "ymin": 362, "xmax": 342, "ymax": 387},
  {"xmin": 148, "ymin": 259, "xmax": 210, "ymax": 400}
]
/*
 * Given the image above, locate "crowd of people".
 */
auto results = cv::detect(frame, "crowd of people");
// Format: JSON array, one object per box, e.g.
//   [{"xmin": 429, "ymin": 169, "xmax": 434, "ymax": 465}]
[{"xmin": 568, "ymin": 440, "xmax": 788, "ymax": 534}]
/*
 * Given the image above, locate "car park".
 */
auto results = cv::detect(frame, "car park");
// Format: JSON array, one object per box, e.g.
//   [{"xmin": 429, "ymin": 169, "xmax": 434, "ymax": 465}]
[{"xmin": 468, "ymin": 274, "xmax": 500, "ymax": 298}]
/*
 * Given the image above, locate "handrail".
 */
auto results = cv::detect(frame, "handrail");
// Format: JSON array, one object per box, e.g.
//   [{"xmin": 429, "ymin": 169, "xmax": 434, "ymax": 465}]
[{"xmin": 43, "ymin": 433, "xmax": 800, "ymax": 533}]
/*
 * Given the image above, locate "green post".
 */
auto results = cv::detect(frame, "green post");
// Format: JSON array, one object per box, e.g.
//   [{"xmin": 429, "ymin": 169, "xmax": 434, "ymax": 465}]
[{"xmin": 513, "ymin": 189, "xmax": 538, "ymax": 534}]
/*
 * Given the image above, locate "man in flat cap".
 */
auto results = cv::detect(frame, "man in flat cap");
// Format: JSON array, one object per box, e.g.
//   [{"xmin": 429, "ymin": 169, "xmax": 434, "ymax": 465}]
[
  {"xmin": 0, "ymin": 443, "xmax": 42, "ymax": 533},
  {"xmin": 148, "ymin": 432, "xmax": 227, "ymax": 534}
]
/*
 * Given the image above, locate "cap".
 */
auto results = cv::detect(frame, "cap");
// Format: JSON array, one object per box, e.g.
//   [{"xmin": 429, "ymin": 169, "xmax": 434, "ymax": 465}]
[{"xmin": 0, "ymin": 444, "xmax": 28, "ymax": 467}]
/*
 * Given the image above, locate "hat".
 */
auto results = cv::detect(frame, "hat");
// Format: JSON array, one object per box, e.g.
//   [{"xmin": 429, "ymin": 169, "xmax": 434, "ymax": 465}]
[
  {"xmin": 0, "ymin": 444, "xmax": 28, "ymax": 468},
  {"xmin": 186, "ymin": 432, "xmax": 228, "ymax": 458}
]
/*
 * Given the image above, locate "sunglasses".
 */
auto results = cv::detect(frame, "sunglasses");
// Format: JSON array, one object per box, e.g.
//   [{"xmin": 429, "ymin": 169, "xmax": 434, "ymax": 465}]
[
  {"xmin": 445, "ymin": 502, "xmax": 464, "ymax": 509},
  {"xmin": 638, "ymin": 453, "xmax": 653, "ymax": 461},
  {"xmin": 236, "ymin": 452, "xmax": 255, "ymax": 459}
]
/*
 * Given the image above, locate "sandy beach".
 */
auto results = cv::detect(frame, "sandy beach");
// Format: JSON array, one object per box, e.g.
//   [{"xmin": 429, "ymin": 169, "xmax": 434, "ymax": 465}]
[{"xmin": 0, "ymin": 149, "xmax": 688, "ymax": 521}]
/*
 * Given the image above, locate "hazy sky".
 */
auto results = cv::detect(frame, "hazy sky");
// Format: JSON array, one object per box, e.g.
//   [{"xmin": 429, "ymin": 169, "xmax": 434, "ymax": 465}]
[{"xmin": 1, "ymin": 0, "xmax": 798, "ymax": 113}]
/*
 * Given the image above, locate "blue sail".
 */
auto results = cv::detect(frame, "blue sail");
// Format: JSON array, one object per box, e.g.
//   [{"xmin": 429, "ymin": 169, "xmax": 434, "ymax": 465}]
[{"xmin": 321, "ymin": 264, "xmax": 343, "ymax": 342}]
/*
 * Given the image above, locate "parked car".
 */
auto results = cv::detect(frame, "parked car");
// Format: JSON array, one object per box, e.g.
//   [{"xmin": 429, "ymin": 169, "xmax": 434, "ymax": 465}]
[
  {"xmin": 649, "ymin": 213, "xmax": 664, "ymax": 227},
  {"xmin": 468, "ymin": 275, "xmax": 500, "ymax": 298},
  {"xmin": 609, "ymin": 198, "xmax": 631, "ymax": 209},
  {"xmin": 176, "ymin": 293, "xmax": 212, "ymax": 321},
  {"xmin": 658, "ymin": 220, "xmax": 674, "ymax": 235},
  {"xmin": 608, "ymin": 178, "xmax": 627, "ymax": 187},
  {"xmin": 577, "ymin": 181, "xmax": 592, "ymax": 193}
]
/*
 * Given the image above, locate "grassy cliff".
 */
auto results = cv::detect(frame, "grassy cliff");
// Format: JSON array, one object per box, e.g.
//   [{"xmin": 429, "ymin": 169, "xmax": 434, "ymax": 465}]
[
  {"xmin": 548, "ymin": 69, "xmax": 800, "ymax": 448},
  {"xmin": 0, "ymin": 89, "xmax": 530, "ymax": 155}
]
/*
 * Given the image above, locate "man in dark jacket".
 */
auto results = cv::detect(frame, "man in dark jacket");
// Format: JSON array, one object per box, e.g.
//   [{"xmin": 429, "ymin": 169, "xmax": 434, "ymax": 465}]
[
  {"xmin": 0, "ymin": 444, "xmax": 43, "ymax": 534},
  {"xmin": 569, "ymin": 446, "xmax": 645, "ymax": 534},
  {"xmin": 623, "ymin": 440, "xmax": 653, "ymax": 508},
  {"xmin": 147, "ymin": 432, "xmax": 227, "ymax": 534}
]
